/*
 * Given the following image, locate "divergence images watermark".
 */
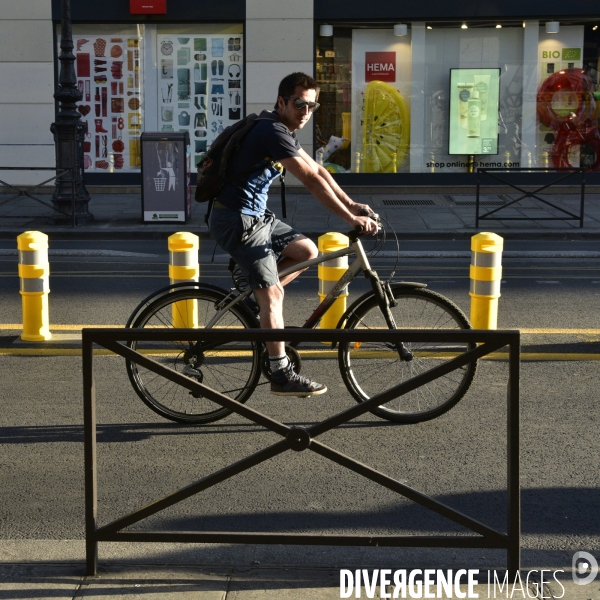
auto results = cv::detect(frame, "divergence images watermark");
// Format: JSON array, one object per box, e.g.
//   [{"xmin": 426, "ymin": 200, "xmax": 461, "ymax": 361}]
[{"xmin": 338, "ymin": 552, "xmax": 599, "ymax": 598}]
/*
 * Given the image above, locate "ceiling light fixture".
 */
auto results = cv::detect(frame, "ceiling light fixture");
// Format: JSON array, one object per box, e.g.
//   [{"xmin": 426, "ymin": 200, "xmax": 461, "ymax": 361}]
[
  {"xmin": 461, "ymin": 23, "xmax": 468, "ymax": 29},
  {"xmin": 319, "ymin": 24, "xmax": 333, "ymax": 36},
  {"xmin": 427, "ymin": 25, "xmax": 433, "ymax": 30},
  {"xmin": 593, "ymin": 25, "xmax": 599, "ymax": 31},
  {"xmin": 394, "ymin": 23, "xmax": 408, "ymax": 36},
  {"xmin": 546, "ymin": 21, "xmax": 560, "ymax": 34},
  {"xmin": 496, "ymin": 24, "xmax": 502, "ymax": 29}
]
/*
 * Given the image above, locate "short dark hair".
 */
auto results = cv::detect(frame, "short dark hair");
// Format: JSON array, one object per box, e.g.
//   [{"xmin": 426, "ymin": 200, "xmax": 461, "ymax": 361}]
[{"xmin": 274, "ymin": 72, "xmax": 320, "ymax": 109}]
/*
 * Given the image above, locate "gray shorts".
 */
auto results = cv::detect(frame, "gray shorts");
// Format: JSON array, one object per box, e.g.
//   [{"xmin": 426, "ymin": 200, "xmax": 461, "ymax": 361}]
[{"xmin": 208, "ymin": 206, "xmax": 300, "ymax": 289}]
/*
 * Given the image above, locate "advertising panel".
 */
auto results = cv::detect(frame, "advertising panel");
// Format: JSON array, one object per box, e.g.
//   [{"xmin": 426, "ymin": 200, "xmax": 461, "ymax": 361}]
[{"xmin": 448, "ymin": 68, "xmax": 500, "ymax": 155}]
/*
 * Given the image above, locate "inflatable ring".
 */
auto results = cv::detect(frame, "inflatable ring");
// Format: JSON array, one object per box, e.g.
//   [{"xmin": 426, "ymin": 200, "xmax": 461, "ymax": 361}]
[
  {"xmin": 537, "ymin": 68, "xmax": 596, "ymax": 130},
  {"xmin": 551, "ymin": 124, "xmax": 600, "ymax": 171},
  {"xmin": 361, "ymin": 80, "xmax": 410, "ymax": 173}
]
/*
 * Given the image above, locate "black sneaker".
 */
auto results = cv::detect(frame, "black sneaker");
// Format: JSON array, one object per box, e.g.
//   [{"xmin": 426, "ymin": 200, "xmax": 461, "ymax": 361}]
[{"xmin": 270, "ymin": 364, "xmax": 327, "ymax": 397}]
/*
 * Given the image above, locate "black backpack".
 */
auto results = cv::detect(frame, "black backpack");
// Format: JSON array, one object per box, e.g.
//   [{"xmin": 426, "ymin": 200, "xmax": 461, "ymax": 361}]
[{"xmin": 194, "ymin": 111, "xmax": 286, "ymax": 221}]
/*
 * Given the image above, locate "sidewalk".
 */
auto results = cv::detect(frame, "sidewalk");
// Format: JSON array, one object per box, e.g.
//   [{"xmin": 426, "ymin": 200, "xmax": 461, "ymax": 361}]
[
  {"xmin": 1, "ymin": 549, "xmax": 597, "ymax": 599},
  {"xmin": 1, "ymin": 189, "xmax": 600, "ymax": 240}
]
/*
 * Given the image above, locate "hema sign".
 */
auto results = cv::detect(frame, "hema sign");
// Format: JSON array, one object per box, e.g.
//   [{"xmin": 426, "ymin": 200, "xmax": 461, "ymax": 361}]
[
  {"xmin": 130, "ymin": 0, "xmax": 166, "ymax": 13},
  {"xmin": 365, "ymin": 51, "xmax": 396, "ymax": 82}
]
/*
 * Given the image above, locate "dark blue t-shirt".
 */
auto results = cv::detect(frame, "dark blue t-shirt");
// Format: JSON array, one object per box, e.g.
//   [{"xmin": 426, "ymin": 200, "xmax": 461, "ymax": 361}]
[{"xmin": 216, "ymin": 110, "xmax": 300, "ymax": 217}]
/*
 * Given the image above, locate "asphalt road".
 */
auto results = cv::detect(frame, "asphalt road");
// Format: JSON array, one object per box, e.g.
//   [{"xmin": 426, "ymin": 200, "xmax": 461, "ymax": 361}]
[{"xmin": 0, "ymin": 239, "xmax": 598, "ymax": 570}]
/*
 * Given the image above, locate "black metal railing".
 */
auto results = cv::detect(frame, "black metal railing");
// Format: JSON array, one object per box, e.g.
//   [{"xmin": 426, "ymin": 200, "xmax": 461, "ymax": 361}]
[
  {"xmin": 0, "ymin": 167, "xmax": 76, "ymax": 226},
  {"xmin": 83, "ymin": 327, "xmax": 520, "ymax": 578},
  {"xmin": 475, "ymin": 167, "xmax": 585, "ymax": 228}
]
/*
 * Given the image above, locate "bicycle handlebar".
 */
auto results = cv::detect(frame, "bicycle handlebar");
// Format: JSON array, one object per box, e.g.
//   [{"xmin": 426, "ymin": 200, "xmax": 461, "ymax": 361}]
[{"xmin": 347, "ymin": 209, "xmax": 381, "ymax": 241}]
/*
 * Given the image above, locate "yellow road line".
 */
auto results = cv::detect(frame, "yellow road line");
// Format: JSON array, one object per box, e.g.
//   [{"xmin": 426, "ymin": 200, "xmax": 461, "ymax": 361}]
[
  {"xmin": 1, "ymin": 348, "xmax": 599, "ymax": 360},
  {"xmin": 2, "ymin": 324, "xmax": 600, "ymax": 334}
]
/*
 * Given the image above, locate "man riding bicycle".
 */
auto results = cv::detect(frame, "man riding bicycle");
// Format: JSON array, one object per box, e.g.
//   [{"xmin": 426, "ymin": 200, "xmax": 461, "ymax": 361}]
[{"xmin": 208, "ymin": 72, "xmax": 377, "ymax": 397}]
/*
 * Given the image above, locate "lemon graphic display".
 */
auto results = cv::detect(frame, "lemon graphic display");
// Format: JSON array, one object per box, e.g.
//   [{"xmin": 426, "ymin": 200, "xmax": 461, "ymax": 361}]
[{"xmin": 361, "ymin": 80, "xmax": 410, "ymax": 173}]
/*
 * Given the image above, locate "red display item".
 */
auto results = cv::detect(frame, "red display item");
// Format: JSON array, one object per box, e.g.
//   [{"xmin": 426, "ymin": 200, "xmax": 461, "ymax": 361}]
[
  {"xmin": 537, "ymin": 68, "xmax": 596, "ymax": 130},
  {"xmin": 551, "ymin": 124, "xmax": 600, "ymax": 171},
  {"xmin": 76, "ymin": 53, "xmax": 90, "ymax": 77},
  {"xmin": 130, "ymin": 0, "xmax": 166, "ymax": 14}
]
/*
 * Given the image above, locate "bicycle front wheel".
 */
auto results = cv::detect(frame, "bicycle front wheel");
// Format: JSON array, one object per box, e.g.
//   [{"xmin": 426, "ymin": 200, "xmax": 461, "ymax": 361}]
[
  {"xmin": 338, "ymin": 286, "xmax": 477, "ymax": 423},
  {"xmin": 126, "ymin": 287, "xmax": 261, "ymax": 424}
]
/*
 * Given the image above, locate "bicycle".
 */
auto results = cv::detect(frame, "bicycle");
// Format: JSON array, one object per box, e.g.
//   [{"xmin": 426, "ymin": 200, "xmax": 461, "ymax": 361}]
[{"xmin": 125, "ymin": 213, "xmax": 477, "ymax": 425}]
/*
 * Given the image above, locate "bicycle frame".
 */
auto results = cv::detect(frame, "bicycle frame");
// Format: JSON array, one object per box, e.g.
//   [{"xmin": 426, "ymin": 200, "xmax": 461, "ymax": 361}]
[{"xmin": 205, "ymin": 236, "xmax": 375, "ymax": 332}]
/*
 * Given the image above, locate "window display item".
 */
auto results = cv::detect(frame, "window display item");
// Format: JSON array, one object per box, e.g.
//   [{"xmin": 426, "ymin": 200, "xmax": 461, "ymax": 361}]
[
  {"xmin": 114, "ymin": 154, "xmax": 124, "ymax": 169},
  {"xmin": 178, "ymin": 68, "xmax": 190, "ymax": 99},
  {"xmin": 93, "ymin": 38, "xmax": 106, "ymax": 57},
  {"xmin": 178, "ymin": 47, "xmax": 190, "ymax": 65},
  {"xmin": 77, "ymin": 53, "xmax": 91, "ymax": 77},
  {"xmin": 77, "ymin": 38, "xmax": 89, "ymax": 51},
  {"xmin": 361, "ymin": 80, "xmax": 409, "ymax": 173},
  {"xmin": 194, "ymin": 38, "xmax": 207, "ymax": 52},
  {"xmin": 128, "ymin": 97, "xmax": 140, "ymax": 110},
  {"xmin": 110, "ymin": 45, "xmax": 123, "ymax": 58},
  {"xmin": 161, "ymin": 106, "xmax": 173, "ymax": 121},
  {"xmin": 211, "ymin": 38, "xmax": 224, "ymax": 57},
  {"xmin": 178, "ymin": 111, "xmax": 190, "ymax": 126},
  {"xmin": 161, "ymin": 59, "xmax": 173, "ymax": 79},
  {"xmin": 78, "ymin": 104, "xmax": 91, "ymax": 117},
  {"xmin": 467, "ymin": 91, "xmax": 481, "ymax": 137},
  {"xmin": 194, "ymin": 82, "xmax": 207, "ymax": 95},
  {"xmin": 160, "ymin": 38, "xmax": 173, "ymax": 55},
  {"xmin": 457, "ymin": 83, "xmax": 474, "ymax": 130},
  {"xmin": 194, "ymin": 53, "xmax": 207, "ymax": 61},
  {"xmin": 228, "ymin": 64, "xmax": 241, "ymax": 78}
]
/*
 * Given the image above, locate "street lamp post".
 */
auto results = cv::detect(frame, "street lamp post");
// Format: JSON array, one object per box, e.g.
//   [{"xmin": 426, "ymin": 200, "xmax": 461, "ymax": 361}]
[{"xmin": 51, "ymin": 0, "xmax": 94, "ymax": 224}]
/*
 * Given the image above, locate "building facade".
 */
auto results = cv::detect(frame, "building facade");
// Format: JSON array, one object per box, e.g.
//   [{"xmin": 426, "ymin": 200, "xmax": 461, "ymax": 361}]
[{"xmin": 1, "ymin": 0, "xmax": 599, "ymax": 187}]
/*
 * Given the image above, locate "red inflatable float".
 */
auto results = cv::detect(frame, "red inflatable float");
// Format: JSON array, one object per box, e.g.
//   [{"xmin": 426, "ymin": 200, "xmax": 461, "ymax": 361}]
[
  {"xmin": 538, "ymin": 68, "xmax": 600, "ymax": 171},
  {"xmin": 537, "ymin": 68, "xmax": 596, "ymax": 129}
]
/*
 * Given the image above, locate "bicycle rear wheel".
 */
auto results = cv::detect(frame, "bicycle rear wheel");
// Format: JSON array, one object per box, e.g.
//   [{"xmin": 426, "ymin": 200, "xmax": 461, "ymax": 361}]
[
  {"xmin": 338, "ymin": 286, "xmax": 477, "ymax": 423},
  {"xmin": 126, "ymin": 287, "xmax": 261, "ymax": 424}
]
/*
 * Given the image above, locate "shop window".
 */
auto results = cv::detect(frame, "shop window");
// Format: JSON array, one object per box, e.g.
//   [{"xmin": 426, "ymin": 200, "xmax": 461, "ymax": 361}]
[
  {"xmin": 59, "ymin": 23, "xmax": 243, "ymax": 174},
  {"xmin": 316, "ymin": 21, "xmax": 600, "ymax": 175}
]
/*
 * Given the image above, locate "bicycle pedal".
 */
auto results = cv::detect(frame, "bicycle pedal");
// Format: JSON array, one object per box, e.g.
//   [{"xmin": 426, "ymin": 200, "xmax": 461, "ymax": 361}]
[{"xmin": 182, "ymin": 365, "xmax": 201, "ymax": 378}]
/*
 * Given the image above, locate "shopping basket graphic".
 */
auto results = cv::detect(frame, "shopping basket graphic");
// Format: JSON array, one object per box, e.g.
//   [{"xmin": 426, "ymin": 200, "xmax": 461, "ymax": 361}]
[{"xmin": 154, "ymin": 177, "xmax": 167, "ymax": 191}]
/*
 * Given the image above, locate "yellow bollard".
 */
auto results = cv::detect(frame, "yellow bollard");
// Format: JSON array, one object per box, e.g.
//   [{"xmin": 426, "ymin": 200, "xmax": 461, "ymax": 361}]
[
  {"xmin": 168, "ymin": 232, "xmax": 199, "ymax": 328},
  {"xmin": 469, "ymin": 232, "xmax": 504, "ymax": 329},
  {"xmin": 318, "ymin": 232, "xmax": 349, "ymax": 335},
  {"xmin": 17, "ymin": 231, "xmax": 51, "ymax": 341}
]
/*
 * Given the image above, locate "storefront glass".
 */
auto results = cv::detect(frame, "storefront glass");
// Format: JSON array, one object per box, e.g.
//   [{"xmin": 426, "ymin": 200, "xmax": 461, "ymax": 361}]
[
  {"xmin": 60, "ymin": 23, "xmax": 243, "ymax": 174},
  {"xmin": 315, "ymin": 21, "xmax": 600, "ymax": 175}
]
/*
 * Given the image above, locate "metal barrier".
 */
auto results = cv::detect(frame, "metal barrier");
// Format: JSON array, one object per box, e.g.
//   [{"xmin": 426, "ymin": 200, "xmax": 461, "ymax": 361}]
[
  {"xmin": 83, "ymin": 327, "xmax": 520, "ymax": 577},
  {"xmin": 0, "ymin": 167, "xmax": 76, "ymax": 226},
  {"xmin": 475, "ymin": 167, "xmax": 585, "ymax": 228}
]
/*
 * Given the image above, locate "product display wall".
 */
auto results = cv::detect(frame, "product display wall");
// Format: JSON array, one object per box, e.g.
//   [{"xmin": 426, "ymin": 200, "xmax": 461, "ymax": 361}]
[
  {"xmin": 70, "ymin": 32, "xmax": 143, "ymax": 173},
  {"xmin": 60, "ymin": 24, "xmax": 244, "ymax": 175},
  {"xmin": 156, "ymin": 34, "xmax": 243, "ymax": 168}
]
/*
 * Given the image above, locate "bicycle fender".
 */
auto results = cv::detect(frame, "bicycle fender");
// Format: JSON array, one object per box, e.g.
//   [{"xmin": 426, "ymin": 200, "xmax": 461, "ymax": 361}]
[{"xmin": 125, "ymin": 282, "xmax": 234, "ymax": 328}]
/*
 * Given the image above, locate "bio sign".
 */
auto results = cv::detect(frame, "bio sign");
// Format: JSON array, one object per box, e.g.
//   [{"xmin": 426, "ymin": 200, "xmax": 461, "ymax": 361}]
[{"xmin": 365, "ymin": 52, "xmax": 396, "ymax": 82}]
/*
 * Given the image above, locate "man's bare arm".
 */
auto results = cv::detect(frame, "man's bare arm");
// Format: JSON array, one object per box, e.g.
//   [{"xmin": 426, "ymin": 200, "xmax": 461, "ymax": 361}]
[{"xmin": 279, "ymin": 154, "xmax": 377, "ymax": 233}]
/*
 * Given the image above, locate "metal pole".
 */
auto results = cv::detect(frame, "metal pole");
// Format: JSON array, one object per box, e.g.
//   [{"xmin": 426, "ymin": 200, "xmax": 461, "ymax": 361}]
[
  {"xmin": 507, "ymin": 336, "xmax": 521, "ymax": 579},
  {"xmin": 51, "ymin": 0, "xmax": 94, "ymax": 224},
  {"xmin": 83, "ymin": 332, "xmax": 98, "ymax": 575}
]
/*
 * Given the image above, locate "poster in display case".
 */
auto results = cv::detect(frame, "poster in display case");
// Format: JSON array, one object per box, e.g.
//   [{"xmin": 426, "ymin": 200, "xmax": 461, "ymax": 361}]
[
  {"xmin": 156, "ymin": 34, "xmax": 243, "ymax": 169},
  {"xmin": 448, "ymin": 68, "xmax": 500, "ymax": 155},
  {"xmin": 141, "ymin": 132, "xmax": 191, "ymax": 222},
  {"xmin": 70, "ymin": 33, "xmax": 144, "ymax": 172}
]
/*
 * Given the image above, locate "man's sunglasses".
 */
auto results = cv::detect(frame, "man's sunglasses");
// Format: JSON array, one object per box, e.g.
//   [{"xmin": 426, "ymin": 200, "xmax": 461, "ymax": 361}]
[{"xmin": 283, "ymin": 96, "xmax": 320, "ymax": 112}]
